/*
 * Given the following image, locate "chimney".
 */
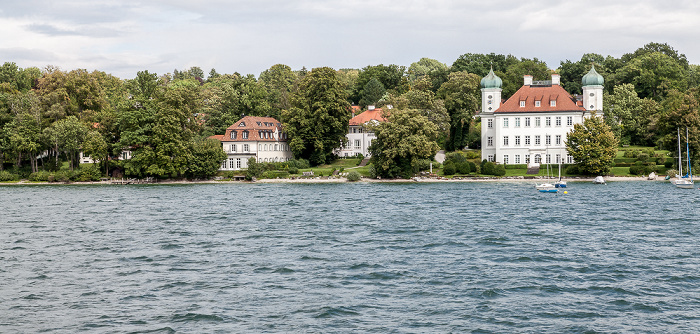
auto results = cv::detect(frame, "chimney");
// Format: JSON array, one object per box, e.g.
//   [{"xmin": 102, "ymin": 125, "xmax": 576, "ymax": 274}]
[
  {"xmin": 551, "ymin": 74, "xmax": 560, "ymax": 85},
  {"xmin": 368, "ymin": 105, "xmax": 375, "ymax": 111},
  {"xmin": 523, "ymin": 75, "xmax": 533, "ymax": 86}
]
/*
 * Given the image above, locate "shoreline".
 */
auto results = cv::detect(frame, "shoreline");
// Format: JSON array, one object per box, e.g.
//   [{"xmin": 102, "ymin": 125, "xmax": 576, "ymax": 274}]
[{"xmin": 0, "ymin": 175, "xmax": 671, "ymax": 186}]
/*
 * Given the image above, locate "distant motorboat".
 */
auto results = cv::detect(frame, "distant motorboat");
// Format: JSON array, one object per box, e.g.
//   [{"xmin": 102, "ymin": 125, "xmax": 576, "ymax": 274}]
[
  {"xmin": 593, "ymin": 176, "xmax": 606, "ymax": 184},
  {"xmin": 535, "ymin": 183, "xmax": 558, "ymax": 193}
]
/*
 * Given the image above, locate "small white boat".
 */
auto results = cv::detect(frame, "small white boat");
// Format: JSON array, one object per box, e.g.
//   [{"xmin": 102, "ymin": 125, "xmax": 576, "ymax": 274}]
[
  {"xmin": 535, "ymin": 183, "xmax": 558, "ymax": 193},
  {"xmin": 593, "ymin": 176, "xmax": 606, "ymax": 184}
]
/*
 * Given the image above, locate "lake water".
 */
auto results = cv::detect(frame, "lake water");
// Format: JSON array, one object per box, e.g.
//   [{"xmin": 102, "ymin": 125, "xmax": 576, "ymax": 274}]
[{"xmin": 1, "ymin": 181, "xmax": 699, "ymax": 333}]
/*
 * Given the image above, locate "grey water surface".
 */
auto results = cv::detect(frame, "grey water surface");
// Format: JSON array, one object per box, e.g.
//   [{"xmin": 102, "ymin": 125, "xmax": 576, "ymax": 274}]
[{"xmin": 1, "ymin": 182, "xmax": 699, "ymax": 333}]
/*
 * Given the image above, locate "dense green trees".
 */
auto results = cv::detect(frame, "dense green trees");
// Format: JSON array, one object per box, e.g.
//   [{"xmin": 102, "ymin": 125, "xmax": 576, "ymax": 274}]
[
  {"xmin": 2, "ymin": 41, "xmax": 700, "ymax": 179},
  {"xmin": 566, "ymin": 115, "xmax": 618, "ymax": 175},
  {"xmin": 281, "ymin": 67, "xmax": 350, "ymax": 166},
  {"xmin": 368, "ymin": 109, "xmax": 440, "ymax": 178}
]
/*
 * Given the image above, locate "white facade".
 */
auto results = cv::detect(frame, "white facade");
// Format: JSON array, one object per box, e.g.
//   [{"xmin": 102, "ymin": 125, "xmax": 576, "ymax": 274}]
[
  {"xmin": 336, "ymin": 106, "xmax": 385, "ymax": 158},
  {"xmin": 216, "ymin": 116, "xmax": 293, "ymax": 171},
  {"xmin": 481, "ymin": 70, "xmax": 603, "ymax": 166}
]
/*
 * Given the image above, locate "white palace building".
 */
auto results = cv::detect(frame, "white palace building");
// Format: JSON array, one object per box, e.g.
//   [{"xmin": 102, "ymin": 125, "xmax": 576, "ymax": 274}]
[{"xmin": 480, "ymin": 66, "xmax": 604, "ymax": 166}]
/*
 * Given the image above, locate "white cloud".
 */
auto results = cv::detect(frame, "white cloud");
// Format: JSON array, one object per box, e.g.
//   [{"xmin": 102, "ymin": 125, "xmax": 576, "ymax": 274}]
[{"xmin": 1, "ymin": 0, "xmax": 699, "ymax": 78}]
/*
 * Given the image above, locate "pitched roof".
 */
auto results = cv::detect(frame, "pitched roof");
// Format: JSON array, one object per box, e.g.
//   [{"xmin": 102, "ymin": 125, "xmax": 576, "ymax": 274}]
[
  {"xmin": 349, "ymin": 108, "xmax": 386, "ymax": 126},
  {"xmin": 218, "ymin": 116, "xmax": 287, "ymax": 142},
  {"xmin": 496, "ymin": 84, "xmax": 584, "ymax": 113}
]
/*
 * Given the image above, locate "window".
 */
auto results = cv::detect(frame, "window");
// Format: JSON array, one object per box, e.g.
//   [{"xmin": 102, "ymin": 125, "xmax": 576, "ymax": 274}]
[
  {"xmin": 546, "ymin": 117, "xmax": 551, "ymax": 127},
  {"xmin": 242, "ymin": 131, "xmax": 249, "ymax": 139},
  {"xmin": 515, "ymin": 135, "xmax": 521, "ymax": 146},
  {"xmin": 525, "ymin": 117, "xmax": 531, "ymax": 127},
  {"xmin": 535, "ymin": 117, "xmax": 541, "ymax": 127},
  {"xmin": 238, "ymin": 122, "xmax": 245, "ymax": 127},
  {"xmin": 567, "ymin": 155, "xmax": 573, "ymax": 164},
  {"xmin": 487, "ymin": 119, "xmax": 493, "ymax": 128},
  {"xmin": 534, "ymin": 154, "xmax": 541, "ymax": 164},
  {"xmin": 487, "ymin": 136, "xmax": 493, "ymax": 146},
  {"xmin": 525, "ymin": 136, "xmax": 531, "ymax": 145},
  {"xmin": 515, "ymin": 117, "xmax": 521, "ymax": 127},
  {"xmin": 503, "ymin": 155, "xmax": 509, "ymax": 164},
  {"xmin": 535, "ymin": 135, "xmax": 541, "ymax": 145},
  {"xmin": 355, "ymin": 140, "xmax": 361, "ymax": 149},
  {"xmin": 243, "ymin": 144, "xmax": 249, "ymax": 152},
  {"xmin": 503, "ymin": 118, "xmax": 509, "ymax": 128},
  {"xmin": 556, "ymin": 135, "xmax": 562, "ymax": 145},
  {"xmin": 546, "ymin": 135, "xmax": 551, "ymax": 146},
  {"xmin": 515, "ymin": 155, "xmax": 520, "ymax": 164},
  {"xmin": 546, "ymin": 154, "xmax": 551, "ymax": 164},
  {"xmin": 230, "ymin": 131, "xmax": 237, "ymax": 139},
  {"xmin": 535, "ymin": 101, "xmax": 541, "ymax": 107},
  {"xmin": 556, "ymin": 117, "xmax": 562, "ymax": 126},
  {"xmin": 556, "ymin": 154, "xmax": 561, "ymax": 164},
  {"xmin": 488, "ymin": 155, "xmax": 494, "ymax": 162},
  {"xmin": 274, "ymin": 144, "xmax": 278, "ymax": 151},
  {"xmin": 503, "ymin": 136, "xmax": 509, "ymax": 146},
  {"xmin": 231, "ymin": 144, "xmax": 237, "ymax": 152},
  {"xmin": 550, "ymin": 100, "xmax": 556, "ymax": 107},
  {"xmin": 526, "ymin": 155, "xmax": 531, "ymax": 164},
  {"xmin": 236, "ymin": 158, "xmax": 242, "ymax": 169},
  {"xmin": 259, "ymin": 131, "xmax": 263, "ymax": 138},
  {"xmin": 520, "ymin": 100, "xmax": 525, "ymax": 107},
  {"xmin": 228, "ymin": 158, "xmax": 235, "ymax": 169},
  {"xmin": 567, "ymin": 116, "xmax": 573, "ymax": 126}
]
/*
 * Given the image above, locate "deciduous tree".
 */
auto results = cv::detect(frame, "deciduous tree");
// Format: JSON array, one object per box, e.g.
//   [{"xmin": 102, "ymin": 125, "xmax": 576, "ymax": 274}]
[{"xmin": 566, "ymin": 114, "xmax": 618, "ymax": 175}]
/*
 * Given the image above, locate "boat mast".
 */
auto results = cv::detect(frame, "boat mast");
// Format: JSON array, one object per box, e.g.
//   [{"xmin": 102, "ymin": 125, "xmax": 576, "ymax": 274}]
[
  {"xmin": 678, "ymin": 128, "xmax": 682, "ymax": 177},
  {"xmin": 687, "ymin": 127, "xmax": 692, "ymax": 182}
]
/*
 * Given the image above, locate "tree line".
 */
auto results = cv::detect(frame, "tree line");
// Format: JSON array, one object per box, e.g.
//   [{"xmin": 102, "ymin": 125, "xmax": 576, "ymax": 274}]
[{"xmin": 1, "ymin": 42, "xmax": 699, "ymax": 180}]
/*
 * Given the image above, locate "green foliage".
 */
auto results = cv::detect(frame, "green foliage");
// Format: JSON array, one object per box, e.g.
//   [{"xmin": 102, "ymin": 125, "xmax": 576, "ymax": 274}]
[
  {"xmin": 352, "ymin": 64, "xmax": 408, "ymax": 104},
  {"xmin": 245, "ymin": 157, "xmax": 264, "ymax": 180},
  {"xmin": 456, "ymin": 162, "xmax": 471, "ymax": 174},
  {"xmin": 346, "ymin": 171, "xmax": 361, "ymax": 181},
  {"xmin": 75, "ymin": 164, "xmax": 102, "ymax": 181},
  {"xmin": 185, "ymin": 138, "xmax": 227, "ymax": 179},
  {"xmin": 442, "ymin": 161, "xmax": 456, "ymax": 175},
  {"xmin": 566, "ymin": 115, "xmax": 618, "ymax": 175},
  {"xmin": 288, "ymin": 167, "xmax": 299, "ymax": 174},
  {"xmin": 438, "ymin": 72, "xmax": 481, "ymax": 151},
  {"xmin": 0, "ymin": 170, "xmax": 19, "ymax": 181},
  {"xmin": 369, "ymin": 109, "xmax": 440, "ymax": 178},
  {"xmin": 282, "ymin": 67, "xmax": 350, "ymax": 166},
  {"xmin": 603, "ymin": 83, "xmax": 659, "ymax": 146},
  {"xmin": 444, "ymin": 151, "xmax": 467, "ymax": 164},
  {"xmin": 359, "ymin": 77, "xmax": 386, "ymax": 107},
  {"xmin": 29, "ymin": 170, "xmax": 52, "ymax": 181}
]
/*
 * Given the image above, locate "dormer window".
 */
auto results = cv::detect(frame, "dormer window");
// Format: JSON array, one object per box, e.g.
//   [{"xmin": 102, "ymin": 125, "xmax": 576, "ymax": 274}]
[
  {"xmin": 230, "ymin": 131, "xmax": 237, "ymax": 139},
  {"xmin": 242, "ymin": 130, "xmax": 249, "ymax": 139},
  {"xmin": 550, "ymin": 100, "xmax": 556, "ymax": 107},
  {"xmin": 520, "ymin": 101, "xmax": 525, "ymax": 108},
  {"xmin": 535, "ymin": 101, "xmax": 541, "ymax": 107},
  {"xmin": 238, "ymin": 122, "xmax": 245, "ymax": 127}
]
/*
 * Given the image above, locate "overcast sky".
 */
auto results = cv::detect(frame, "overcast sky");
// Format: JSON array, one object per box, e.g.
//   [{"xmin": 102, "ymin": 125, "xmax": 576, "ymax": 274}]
[{"xmin": 2, "ymin": 0, "xmax": 699, "ymax": 79}]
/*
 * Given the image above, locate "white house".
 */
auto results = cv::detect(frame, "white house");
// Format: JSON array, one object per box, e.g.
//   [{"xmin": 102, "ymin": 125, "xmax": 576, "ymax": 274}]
[
  {"xmin": 211, "ymin": 116, "xmax": 293, "ymax": 171},
  {"xmin": 480, "ymin": 66, "xmax": 604, "ymax": 166},
  {"xmin": 336, "ymin": 106, "xmax": 386, "ymax": 157}
]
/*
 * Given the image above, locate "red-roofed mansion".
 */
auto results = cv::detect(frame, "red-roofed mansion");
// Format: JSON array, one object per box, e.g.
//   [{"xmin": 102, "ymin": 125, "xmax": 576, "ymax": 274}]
[
  {"xmin": 336, "ymin": 106, "xmax": 387, "ymax": 157},
  {"xmin": 480, "ymin": 66, "xmax": 604, "ymax": 166},
  {"xmin": 211, "ymin": 116, "xmax": 293, "ymax": 170}
]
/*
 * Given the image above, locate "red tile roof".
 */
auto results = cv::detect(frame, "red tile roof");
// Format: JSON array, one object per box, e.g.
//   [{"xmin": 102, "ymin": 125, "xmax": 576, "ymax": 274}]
[
  {"xmin": 349, "ymin": 108, "xmax": 386, "ymax": 126},
  {"xmin": 496, "ymin": 84, "xmax": 584, "ymax": 113},
  {"xmin": 216, "ymin": 116, "xmax": 288, "ymax": 142}
]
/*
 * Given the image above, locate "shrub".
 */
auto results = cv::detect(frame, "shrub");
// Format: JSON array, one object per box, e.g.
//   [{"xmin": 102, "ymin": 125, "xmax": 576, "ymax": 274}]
[
  {"xmin": 288, "ymin": 167, "xmax": 299, "ymax": 174},
  {"xmin": 346, "ymin": 171, "xmax": 361, "ymax": 181},
  {"xmin": 368, "ymin": 164, "xmax": 378, "ymax": 178},
  {"xmin": 443, "ymin": 162, "xmax": 456, "ymax": 175},
  {"xmin": 29, "ymin": 171, "xmax": 52, "ymax": 181},
  {"xmin": 444, "ymin": 152, "xmax": 467, "ymax": 164},
  {"xmin": 492, "ymin": 164, "xmax": 506, "ymax": 176},
  {"xmin": 565, "ymin": 164, "xmax": 580, "ymax": 175},
  {"xmin": 456, "ymin": 162, "xmax": 471, "ymax": 174},
  {"xmin": 465, "ymin": 150, "xmax": 481, "ymax": 159},
  {"xmin": 637, "ymin": 153, "xmax": 650, "ymax": 163},
  {"xmin": 0, "ymin": 170, "xmax": 19, "ymax": 181},
  {"xmin": 54, "ymin": 169, "xmax": 73, "ymax": 182},
  {"xmin": 413, "ymin": 159, "xmax": 431, "ymax": 172},
  {"xmin": 75, "ymin": 164, "xmax": 101, "ymax": 181},
  {"xmin": 481, "ymin": 161, "xmax": 495, "ymax": 175}
]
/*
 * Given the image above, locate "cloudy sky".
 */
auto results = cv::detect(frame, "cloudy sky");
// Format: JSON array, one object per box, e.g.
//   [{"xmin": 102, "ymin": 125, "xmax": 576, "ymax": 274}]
[{"xmin": 1, "ymin": 0, "xmax": 699, "ymax": 79}]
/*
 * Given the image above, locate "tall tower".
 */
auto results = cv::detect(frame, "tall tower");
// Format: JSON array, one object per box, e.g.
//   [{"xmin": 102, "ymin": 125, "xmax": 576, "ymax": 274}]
[
  {"xmin": 582, "ymin": 65, "xmax": 604, "ymax": 114},
  {"xmin": 480, "ymin": 67, "xmax": 502, "ymax": 161},
  {"xmin": 481, "ymin": 67, "xmax": 502, "ymax": 114}
]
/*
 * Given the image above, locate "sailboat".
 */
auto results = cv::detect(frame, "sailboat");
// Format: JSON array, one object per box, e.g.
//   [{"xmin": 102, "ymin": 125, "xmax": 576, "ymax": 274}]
[
  {"xmin": 675, "ymin": 127, "xmax": 694, "ymax": 189},
  {"xmin": 536, "ymin": 140, "xmax": 558, "ymax": 193},
  {"xmin": 554, "ymin": 149, "xmax": 566, "ymax": 188}
]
